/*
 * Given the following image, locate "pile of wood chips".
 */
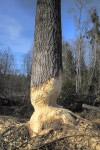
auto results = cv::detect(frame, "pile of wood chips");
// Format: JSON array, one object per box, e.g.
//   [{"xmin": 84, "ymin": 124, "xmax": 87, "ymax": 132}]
[{"xmin": 0, "ymin": 115, "xmax": 100, "ymax": 150}]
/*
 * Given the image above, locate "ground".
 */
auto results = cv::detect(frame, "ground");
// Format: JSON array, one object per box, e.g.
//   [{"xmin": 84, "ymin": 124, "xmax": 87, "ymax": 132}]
[{"xmin": 0, "ymin": 105, "xmax": 100, "ymax": 150}]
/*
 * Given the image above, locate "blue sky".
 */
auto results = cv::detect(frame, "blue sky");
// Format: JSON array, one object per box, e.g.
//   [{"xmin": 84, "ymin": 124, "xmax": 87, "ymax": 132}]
[{"xmin": 0, "ymin": 0, "xmax": 100, "ymax": 69}]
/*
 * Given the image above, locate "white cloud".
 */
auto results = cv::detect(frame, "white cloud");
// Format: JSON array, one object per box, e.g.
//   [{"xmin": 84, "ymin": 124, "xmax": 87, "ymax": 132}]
[
  {"xmin": 0, "ymin": 14, "xmax": 34, "ymax": 54},
  {"xmin": 0, "ymin": 15, "xmax": 22, "ymax": 40}
]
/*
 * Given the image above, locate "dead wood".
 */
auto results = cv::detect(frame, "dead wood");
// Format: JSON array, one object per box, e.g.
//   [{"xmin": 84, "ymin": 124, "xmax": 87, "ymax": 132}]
[{"xmin": 82, "ymin": 104, "xmax": 100, "ymax": 112}]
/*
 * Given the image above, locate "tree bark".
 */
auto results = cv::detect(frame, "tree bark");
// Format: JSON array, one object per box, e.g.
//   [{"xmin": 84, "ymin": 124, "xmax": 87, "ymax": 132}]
[{"xmin": 31, "ymin": 0, "xmax": 62, "ymax": 88}]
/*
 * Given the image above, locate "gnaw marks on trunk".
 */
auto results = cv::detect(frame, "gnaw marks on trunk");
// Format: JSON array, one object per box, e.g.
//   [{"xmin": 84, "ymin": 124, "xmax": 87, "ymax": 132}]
[{"xmin": 29, "ymin": 0, "xmax": 76, "ymax": 136}]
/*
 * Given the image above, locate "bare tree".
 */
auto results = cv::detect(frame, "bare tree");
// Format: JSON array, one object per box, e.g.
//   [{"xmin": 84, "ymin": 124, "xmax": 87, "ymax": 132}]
[
  {"xmin": 0, "ymin": 48, "xmax": 15, "ymax": 75},
  {"xmin": 74, "ymin": 0, "xmax": 90, "ymax": 93},
  {"xmin": 23, "ymin": 49, "xmax": 32, "ymax": 77},
  {"xmin": 0, "ymin": 48, "xmax": 15, "ymax": 96},
  {"xmin": 87, "ymin": 9, "xmax": 100, "ymax": 95},
  {"xmin": 22, "ymin": 49, "xmax": 33, "ymax": 100}
]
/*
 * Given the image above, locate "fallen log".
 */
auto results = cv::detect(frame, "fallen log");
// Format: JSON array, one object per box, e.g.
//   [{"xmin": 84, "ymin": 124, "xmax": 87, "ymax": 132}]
[{"xmin": 82, "ymin": 104, "xmax": 100, "ymax": 112}]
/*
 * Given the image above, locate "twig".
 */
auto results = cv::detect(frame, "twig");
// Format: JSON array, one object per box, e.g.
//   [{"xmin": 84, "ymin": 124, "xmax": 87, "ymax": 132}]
[{"xmin": 38, "ymin": 134, "xmax": 100, "ymax": 149}]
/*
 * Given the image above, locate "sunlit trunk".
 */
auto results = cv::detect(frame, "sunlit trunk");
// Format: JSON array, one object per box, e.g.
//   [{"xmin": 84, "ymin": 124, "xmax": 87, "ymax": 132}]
[{"xmin": 28, "ymin": 0, "xmax": 75, "ymax": 136}]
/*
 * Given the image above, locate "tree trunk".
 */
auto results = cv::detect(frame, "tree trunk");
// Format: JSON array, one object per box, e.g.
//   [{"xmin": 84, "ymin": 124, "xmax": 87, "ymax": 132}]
[
  {"xmin": 29, "ymin": 0, "xmax": 75, "ymax": 136},
  {"xmin": 88, "ymin": 13, "xmax": 100, "ymax": 95},
  {"xmin": 76, "ymin": 37, "xmax": 82, "ymax": 94},
  {"xmin": 31, "ymin": 0, "xmax": 62, "ymax": 109},
  {"xmin": 31, "ymin": 0, "xmax": 62, "ymax": 88}
]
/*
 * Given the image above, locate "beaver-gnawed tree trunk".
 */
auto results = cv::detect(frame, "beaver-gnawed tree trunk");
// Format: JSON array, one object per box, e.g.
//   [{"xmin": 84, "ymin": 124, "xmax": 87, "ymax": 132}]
[{"xmin": 29, "ymin": 0, "xmax": 75, "ymax": 136}]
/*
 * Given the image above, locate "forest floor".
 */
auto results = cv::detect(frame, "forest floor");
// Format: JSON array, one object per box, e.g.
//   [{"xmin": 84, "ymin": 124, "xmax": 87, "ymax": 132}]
[{"xmin": 0, "ymin": 99, "xmax": 100, "ymax": 150}]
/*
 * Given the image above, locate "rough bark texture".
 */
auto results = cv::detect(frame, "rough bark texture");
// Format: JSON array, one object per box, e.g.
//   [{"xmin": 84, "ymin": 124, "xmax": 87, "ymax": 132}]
[{"xmin": 31, "ymin": 0, "xmax": 62, "ymax": 87}]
